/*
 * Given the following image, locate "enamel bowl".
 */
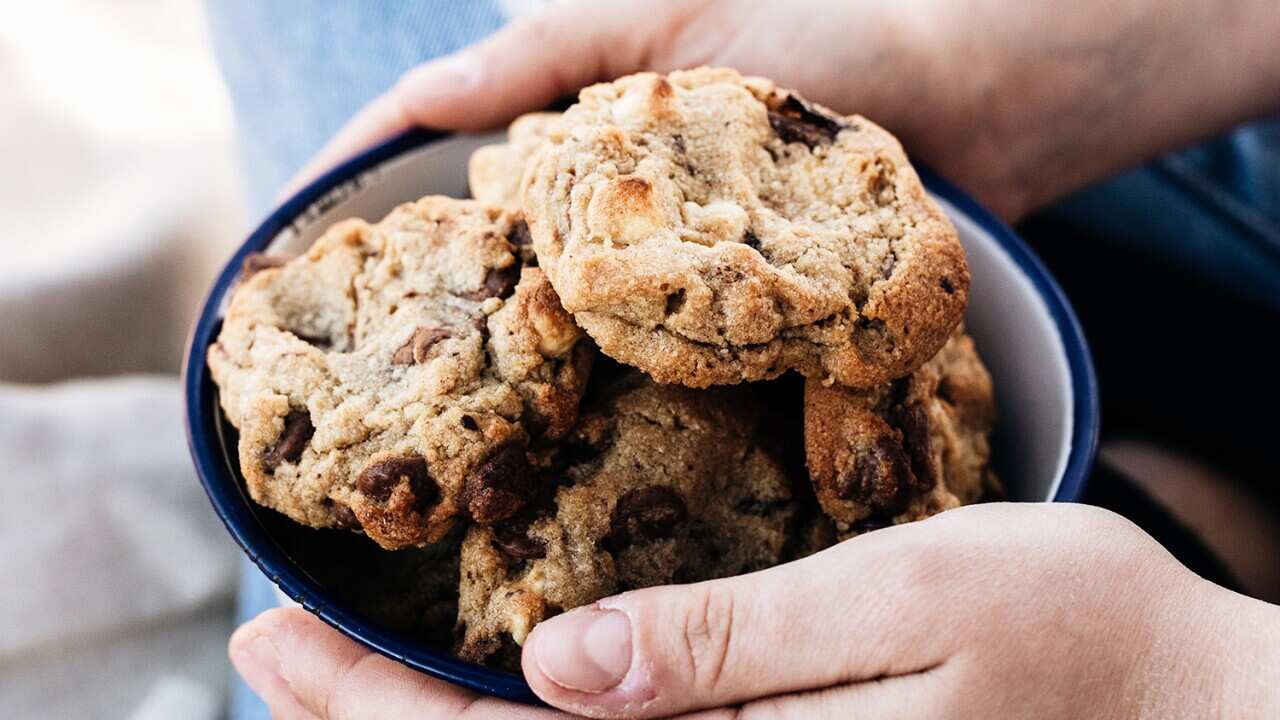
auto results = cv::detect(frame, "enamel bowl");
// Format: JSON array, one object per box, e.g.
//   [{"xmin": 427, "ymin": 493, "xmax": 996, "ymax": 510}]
[{"xmin": 184, "ymin": 129, "xmax": 1098, "ymax": 702}]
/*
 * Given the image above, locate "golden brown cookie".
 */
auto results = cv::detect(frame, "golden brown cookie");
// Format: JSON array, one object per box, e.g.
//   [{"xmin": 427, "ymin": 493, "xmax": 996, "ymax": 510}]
[
  {"xmin": 523, "ymin": 67, "xmax": 968, "ymax": 389},
  {"xmin": 455, "ymin": 375, "xmax": 804, "ymax": 666},
  {"xmin": 804, "ymin": 329, "xmax": 1001, "ymax": 538},
  {"xmin": 207, "ymin": 197, "xmax": 593, "ymax": 549}
]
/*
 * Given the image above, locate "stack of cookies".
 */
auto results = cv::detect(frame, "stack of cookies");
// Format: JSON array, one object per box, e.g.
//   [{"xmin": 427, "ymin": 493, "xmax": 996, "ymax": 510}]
[{"xmin": 208, "ymin": 67, "xmax": 1001, "ymax": 669}]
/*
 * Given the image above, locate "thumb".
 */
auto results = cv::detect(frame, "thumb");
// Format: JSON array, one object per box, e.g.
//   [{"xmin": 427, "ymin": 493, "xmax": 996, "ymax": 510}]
[
  {"xmin": 285, "ymin": 0, "xmax": 704, "ymax": 196},
  {"xmin": 519, "ymin": 526, "xmax": 960, "ymax": 719}
]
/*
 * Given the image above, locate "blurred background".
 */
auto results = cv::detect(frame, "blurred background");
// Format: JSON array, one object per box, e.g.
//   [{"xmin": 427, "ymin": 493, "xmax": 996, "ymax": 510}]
[{"xmin": 1, "ymin": 1, "xmax": 243, "ymax": 717}]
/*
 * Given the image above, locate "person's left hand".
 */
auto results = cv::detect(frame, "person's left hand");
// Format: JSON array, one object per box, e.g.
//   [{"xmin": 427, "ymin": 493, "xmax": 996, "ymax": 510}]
[{"xmin": 230, "ymin": 503, "xmax": 1280, "ymax": 719}]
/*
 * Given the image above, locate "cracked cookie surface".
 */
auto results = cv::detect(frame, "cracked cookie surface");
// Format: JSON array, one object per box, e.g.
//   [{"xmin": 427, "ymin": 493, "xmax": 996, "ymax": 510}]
[
  {"xmin": 455, "ymin": 375, "xmax": 806, "ymax": 667},
  {"xmin": 523, "ymin": 67, "xmax": 969, "ymax": 389},
  {"xmin": 207, "ymin": 196, "xmax": 593, "ymax": 549},
  {"xmin": 804, "ymin": 329, "xmax": 1001, "ymax": 538}
]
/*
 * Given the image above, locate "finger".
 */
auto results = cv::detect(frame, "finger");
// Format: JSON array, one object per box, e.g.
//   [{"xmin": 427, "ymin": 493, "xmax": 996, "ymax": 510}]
[
  {"xmin": 230, "ymin": 607, "xmax": 561, "ymax": 719},
  {"xmin": 284, "ymin": 0, "xmax": 706, "ymax": 197},
  {"xmin": 229, "ymin": 619, "xmax": 320, "ymax": 720},
  {"xmin": 521, "ymin": 519, "xmax": 968, "ymax": 719},
  {"xmin": 737, "ymin": 661, "xmax": 956, "ymax": 720}
]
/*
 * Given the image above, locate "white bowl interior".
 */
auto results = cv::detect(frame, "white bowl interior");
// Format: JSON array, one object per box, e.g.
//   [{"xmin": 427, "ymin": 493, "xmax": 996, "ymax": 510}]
[{"xmin": 253, "ymin": 133, "xmax": 1072, "ymax": 502}]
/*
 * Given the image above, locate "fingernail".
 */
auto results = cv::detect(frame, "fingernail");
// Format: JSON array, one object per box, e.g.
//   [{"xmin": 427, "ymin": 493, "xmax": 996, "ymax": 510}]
[
  {"xmin": 230, "ymin": 633, "xmax": 283, "ymax": 698},
  {"xmin": 532, "ymin": 608, "xmax": 632, "ymax": 693}
]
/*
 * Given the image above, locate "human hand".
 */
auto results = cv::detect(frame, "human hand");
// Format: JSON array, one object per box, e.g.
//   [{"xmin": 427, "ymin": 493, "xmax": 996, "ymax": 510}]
[
  {"xmin": 285, "ymin": 0, "xmax": 1280, "ymax": 220},
  {"xmin": 229, "ymin": 503, "xmax": 1280, "ymax": 718}
]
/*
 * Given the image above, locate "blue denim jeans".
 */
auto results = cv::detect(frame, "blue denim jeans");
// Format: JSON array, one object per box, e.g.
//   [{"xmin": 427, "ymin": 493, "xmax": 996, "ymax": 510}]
[{"xmin": 208, "ymin": 4, "xmax": 1279, "ymax": 716}]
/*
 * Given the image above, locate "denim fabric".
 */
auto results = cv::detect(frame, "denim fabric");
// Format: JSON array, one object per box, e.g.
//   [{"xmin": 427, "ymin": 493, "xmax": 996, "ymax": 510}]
[
  {"xmin": 1047, "ymin": 120, "xmax": 1280, "ymax": 313},
  {"xmin": 207, "ymin": 5, "xmax": 1279, "ymax": 716},
  {"xmin": 207, "ymin": 0, "xmax": 509, "ymax": 214}
]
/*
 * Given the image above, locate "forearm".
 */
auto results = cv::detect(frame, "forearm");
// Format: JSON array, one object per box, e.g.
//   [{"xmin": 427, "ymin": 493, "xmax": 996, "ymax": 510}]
[{"xmin": 887, "ymin": 0, "xmax": 1280, "ymax": 218}]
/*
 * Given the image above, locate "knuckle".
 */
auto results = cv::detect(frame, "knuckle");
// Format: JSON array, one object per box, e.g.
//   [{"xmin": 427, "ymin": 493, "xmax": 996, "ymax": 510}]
[{"xmin": 678, "ymin": 584, "xmax": 740, "ymax": 694}]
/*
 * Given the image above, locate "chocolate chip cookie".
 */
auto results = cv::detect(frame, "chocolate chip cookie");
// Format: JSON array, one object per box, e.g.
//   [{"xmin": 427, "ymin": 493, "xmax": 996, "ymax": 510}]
[
  {"xmin": 523, "ymin": 67, "xmax": 968, "ymax": 389},
  {"xmin": 455, "ymin": 375, "xmax": 804, "ymax": 666},
  {"xmin": 804, "ymin": 329, "xmax": 1001, "ymax": 538},
  {"xmin": 207, "ymin": 197, "xmax": 593, "ymax": 549},
  {"xmin": 469, "ymin": 112, "xmax": 560, "ymax": 209}
]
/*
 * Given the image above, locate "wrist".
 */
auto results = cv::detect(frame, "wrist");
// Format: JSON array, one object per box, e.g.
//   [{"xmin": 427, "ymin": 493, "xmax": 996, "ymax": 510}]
[
  {"xmin": 1208, "ymin": 586, "xmax": 1280, "ymax": 716},
  {"xmin": 1158, "ymin": 579, "xmax": 1280, "ymax": 717},
  {"xmin": 887, "ymin": 0, "xmax": 1280, "ymax": 219}
]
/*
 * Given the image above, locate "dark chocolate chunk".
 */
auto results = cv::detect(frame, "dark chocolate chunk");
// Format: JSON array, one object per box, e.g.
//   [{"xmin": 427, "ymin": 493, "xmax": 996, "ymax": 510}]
[
  {"xmin": 392, "ymin": 327, "xmax": 451, "ymax": 365},
  {"xmin": 608, "ymin": 486, "xmax": 688, "ymax": 547},
  {"xmin": 461, "ymin": 440, "xmax": 535, "ymax": 523},
  {"xmin": 833, "ymin": 435, "xmax": 912, "ymax": 515},
  {"xmin": 768, "ymin": 95, "xmax": 845, "ymax": 149},
  {"xmin": 357, "ymin": 455, "xmax": 437, "ymax": 512},
  {"xmin": 491, "ymin": 521, "xmax": 547, "ymax": 560},
  {"xmin": 890, "ymin": 403, "xmax": 937, "ymax": 494},
  {"xmin": 263, "ymin": 410, "xmax": 314, "ymax": 471},
  {"xmin": 331, "ymin": 502, "xmax": 359, "ymax": 529},
  {"xmin": 461, "ymin": 264, "xmax": 520, "ymax": 301}
]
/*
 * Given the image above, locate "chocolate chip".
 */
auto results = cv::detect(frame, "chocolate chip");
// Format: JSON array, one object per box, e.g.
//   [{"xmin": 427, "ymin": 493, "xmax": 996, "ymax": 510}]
[
  {"xmin": 507, "ymin": 219, "xmax": 532, "ymax": 247},
  {"xmin": 263, "ymin": 410, "xmax": 313, "ymax": 471},
  {"xmin": 890, "ymin": 404, "xmax": 937, "ymax": 494},
  {"xmin": 491, "ymin": 521, "xmax": 547, "ymax": 560},
  {"xmin": 833, "ymin": 435, "xmax": 912, "ymax": 515},
  {"xmin": 940, "ymin": 277, "xmax": 955, "ymax": 294},
  {"xmin": 461, "ymin": 415, "xmax": 479, "ymax": 431},
  {"xmin": 881, "ymin": 252, "xmax": 897, "ymax": 280},
  {"xmin": 357, "ymin": 455, "xmax": 437, "ymax": 511},
  {"xmin": 869, "ymin": 164, "xmax": 896, "ymax": 204},
  {"xmin": 664, "ymin": 289, "xmax": 686, "ymax": 316},
  {"xmin": 392, "ymin": 327, "xmax": 451, "ymax": 365},
  {"xmin": 768, "ymin": 95, "xmax": 845, "ymax": 149},
  {"xmin": 608, "ymin": 486, "xmax": 688, "ymax": 547},
  {"xmin": 331, "ymin": 502, "xmax": 359, "ymax": 529},
  {"xmin": 461, "ymin": 440, "xmax": 535, "ymax": 523},
  {"xmin": 241, "ymin": 252, "xmax": 290, "ymax": 277},
  {"xmin": 461, "ymin": 264, "xmax": 520, "ymax": 301}
]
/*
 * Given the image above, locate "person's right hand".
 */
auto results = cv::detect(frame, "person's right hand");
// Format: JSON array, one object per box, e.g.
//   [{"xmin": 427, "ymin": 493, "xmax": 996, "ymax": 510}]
[
  {"xmin": 231, "ymin": 503, "xmax": 1280, "ymax": 719},
  {"xmin": 286, "ymin": 0, "xmax": 1280, "ymax": 220}
]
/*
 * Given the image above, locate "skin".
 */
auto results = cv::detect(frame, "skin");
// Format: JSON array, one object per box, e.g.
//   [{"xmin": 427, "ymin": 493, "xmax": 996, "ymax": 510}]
[
  {"xmin": 239, "ymin": 0, "xmax": 1280, "ymax": 716},
  {"xmin": 232, "ymin": 505, "xmax": 1280, "ymax": 719}
]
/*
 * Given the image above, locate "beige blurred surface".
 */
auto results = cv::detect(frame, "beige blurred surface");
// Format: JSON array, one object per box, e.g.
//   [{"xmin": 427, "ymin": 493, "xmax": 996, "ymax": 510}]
[
  {"xmin": 0, "ymin": 0, "xmax": 245, "ymax": 381},
  {"xmin": 0, "ymin": 2, "xmax": 244, "ymax": 718}
]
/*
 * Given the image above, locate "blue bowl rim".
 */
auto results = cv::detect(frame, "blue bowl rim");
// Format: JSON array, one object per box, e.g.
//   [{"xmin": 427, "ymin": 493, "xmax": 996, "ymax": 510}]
[{"xmin": 182, "ymin": 127, "xmax": 1099, "ymax": 704}]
